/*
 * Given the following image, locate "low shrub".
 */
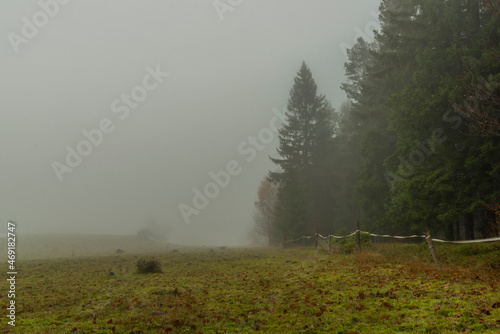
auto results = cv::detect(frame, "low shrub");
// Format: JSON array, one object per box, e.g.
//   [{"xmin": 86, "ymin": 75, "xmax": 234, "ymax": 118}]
[
  {"xmin": 136, "ymin": 258, "xmax": 162, "ymax": 274},
  {"xmin": 334, "ymin": 228, "xmax": 371, "ymax": 254}
]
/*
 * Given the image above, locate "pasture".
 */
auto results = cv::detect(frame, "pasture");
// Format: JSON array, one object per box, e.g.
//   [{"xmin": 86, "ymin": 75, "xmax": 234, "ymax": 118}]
[{"xmin": 1, "ymin": 235, "xmax": 500, "ymax": 333}]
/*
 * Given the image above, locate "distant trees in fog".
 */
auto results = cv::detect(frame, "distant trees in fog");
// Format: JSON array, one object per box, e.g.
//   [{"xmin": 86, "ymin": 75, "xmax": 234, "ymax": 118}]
[{"xmin": 137, "ymin": 218, "xmax": 171, "ymax": 242}]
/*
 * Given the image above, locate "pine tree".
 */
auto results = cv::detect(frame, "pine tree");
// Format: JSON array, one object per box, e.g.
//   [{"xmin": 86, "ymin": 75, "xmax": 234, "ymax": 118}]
[
  {"xmin": 270, "ymin": 62, "xmax": 332, "ymax": 178},
  {"xmin": 340, "ymin": 33, "xmax": 401, "ymax": 232},
  {"xmin": 269, "ymin": 62, "xmax": 335, "ymax": 238},
  {"xmin": 379, "ymin": 0, "xmax": 500, "ymax": 238}
]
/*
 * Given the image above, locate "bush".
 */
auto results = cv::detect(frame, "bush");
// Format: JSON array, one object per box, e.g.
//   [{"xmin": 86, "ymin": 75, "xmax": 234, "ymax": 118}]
[
  {"xmin": 136, "ymin": 258, "xmax": 162, "ymax": 274},
  {"xmin": 334, "ymin": 229, "xmax": 371, "ymax": 254}
]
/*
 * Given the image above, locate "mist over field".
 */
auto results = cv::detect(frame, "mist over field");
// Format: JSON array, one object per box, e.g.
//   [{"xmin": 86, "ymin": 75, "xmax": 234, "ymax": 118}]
[
  {"xmin": 2, "ymin": 1, "xmax": 500, "ymax": 332},
  {"xmin": 2, "ymin": 0, "xmax": 499, "ymax": 250},
  {"xmin": 0, "ymin": 0, "xmax": 380, "ymax": 245}
]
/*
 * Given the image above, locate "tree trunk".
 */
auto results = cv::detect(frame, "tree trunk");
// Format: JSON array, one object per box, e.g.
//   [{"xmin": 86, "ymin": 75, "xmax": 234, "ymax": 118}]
[
  {"xmin": 465, "ymin": 213, "xmax": 474, "ymax": 240},
  {"xmin": 445, "ymin": 222, "xmax": 454, "ymax": 241}
]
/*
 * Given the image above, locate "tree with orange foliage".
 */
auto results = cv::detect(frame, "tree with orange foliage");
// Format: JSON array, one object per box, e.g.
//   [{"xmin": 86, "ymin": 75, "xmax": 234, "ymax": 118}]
[{"xmin": 252, "ymin": 177, "xmax": 278, "ymax": 245}]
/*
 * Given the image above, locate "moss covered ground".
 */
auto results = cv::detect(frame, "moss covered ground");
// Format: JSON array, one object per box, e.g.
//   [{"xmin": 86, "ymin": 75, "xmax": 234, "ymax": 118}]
[{"xmin": 1, "ymin": 242, "xmax": 500, "ymax": 333}]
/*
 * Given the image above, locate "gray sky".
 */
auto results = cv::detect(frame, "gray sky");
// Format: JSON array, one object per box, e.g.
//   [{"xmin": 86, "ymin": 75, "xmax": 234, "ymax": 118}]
[{"xmin": 0, "ymin": 0, "xmax": 380, "ymax": 245}]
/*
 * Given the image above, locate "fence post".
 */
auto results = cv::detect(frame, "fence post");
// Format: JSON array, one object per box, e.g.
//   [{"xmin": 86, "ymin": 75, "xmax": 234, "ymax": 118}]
[
  {"xmin": 355, "ymin": 221, "xmax": 361, "ymax": 251},
  {"xmin": 328, "ymin": 231, "xmax": 332, "ymax": 253},
  {"xmin": 424, "ymin": 231, "xmax": 441, "ymax": 269},
  {"xmin": 315, "ymin": 230, "xmax": 318, "ymax": 250}
]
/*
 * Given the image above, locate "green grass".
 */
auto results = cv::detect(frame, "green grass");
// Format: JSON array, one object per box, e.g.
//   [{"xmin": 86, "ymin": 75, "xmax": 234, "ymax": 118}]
[
  {"xmin": 357, "ymin": 241, "xmax": 500, "ymax": 273},
  {"xmin": 1, "ymin": 240, "xmax": 500, "ymax": 333}
]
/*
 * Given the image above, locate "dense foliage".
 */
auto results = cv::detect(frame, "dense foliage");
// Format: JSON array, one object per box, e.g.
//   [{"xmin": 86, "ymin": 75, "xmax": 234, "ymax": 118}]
[{"xmin": 257, "ymin": 0, "xmax": 500, "ymax": 241}]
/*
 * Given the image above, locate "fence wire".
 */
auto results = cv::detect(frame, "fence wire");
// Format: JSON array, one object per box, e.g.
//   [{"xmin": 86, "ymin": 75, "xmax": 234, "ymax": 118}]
[{"xmin": 284, "ymin": 230, "xmax": 500, "ymax": 245}]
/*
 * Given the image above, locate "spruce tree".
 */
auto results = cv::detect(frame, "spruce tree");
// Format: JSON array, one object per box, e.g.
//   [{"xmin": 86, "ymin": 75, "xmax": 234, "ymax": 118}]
[
  {"xmin": 378, "ymin": 0, "xmax": 500, "ymax": 238},
  {"xmin": 270, "ymin": 62, "xmax": 335, "ymax": 238}
]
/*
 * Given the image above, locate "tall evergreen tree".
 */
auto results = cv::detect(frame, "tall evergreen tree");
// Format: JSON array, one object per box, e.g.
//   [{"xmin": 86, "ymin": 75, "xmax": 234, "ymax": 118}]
[
  {"xmin": 340, "ymin": 33, "xmax": 402, "ymax": 233},
  {"xmin": 270, "ymin": 62, "xmax": 335, "ymax": 237},
  {"xmin": 340, "ymin": 0, "xmax": 500, "ymax": 238},
  {"xmin": 377, "ymin": 0, "xmax": 500, "ymax": 238},
  {"xmin": 256, "ymin": 0, "xmax": 500, "ymax": 240}
]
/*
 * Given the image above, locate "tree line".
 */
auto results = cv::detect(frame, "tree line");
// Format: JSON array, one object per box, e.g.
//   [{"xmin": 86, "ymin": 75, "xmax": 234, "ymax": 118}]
[{"xmin": 253, "ymin": 0, "xmax": 500, "ymax": 244}]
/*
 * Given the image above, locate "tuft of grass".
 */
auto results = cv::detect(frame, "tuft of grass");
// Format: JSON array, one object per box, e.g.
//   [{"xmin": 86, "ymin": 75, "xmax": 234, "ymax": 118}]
[
  {"xmin": 352, "ymin": 250, "xmax": 386, "ymax": 265},
  {"xmin": 136, "ymin": 257, "xmax": 162, "ymax": 273}
]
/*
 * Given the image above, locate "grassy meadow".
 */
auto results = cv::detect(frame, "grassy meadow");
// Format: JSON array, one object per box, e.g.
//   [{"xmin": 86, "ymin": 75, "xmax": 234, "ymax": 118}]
[{"xmin": 1, "ymin": 235, "xmax": 500, "ymax": 333}]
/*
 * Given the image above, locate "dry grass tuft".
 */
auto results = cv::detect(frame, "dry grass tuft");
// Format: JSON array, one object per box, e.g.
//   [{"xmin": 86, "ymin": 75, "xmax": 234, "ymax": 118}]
[{"xmin": 136, "ymin": 257, "xmax": 162, "ymax": 274}]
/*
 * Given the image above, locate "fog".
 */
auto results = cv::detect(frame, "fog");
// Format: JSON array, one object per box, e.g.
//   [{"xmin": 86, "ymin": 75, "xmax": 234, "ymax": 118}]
[{"xmin": 0, "ymin": 0, "xmax": 380, "ymax": 246}]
